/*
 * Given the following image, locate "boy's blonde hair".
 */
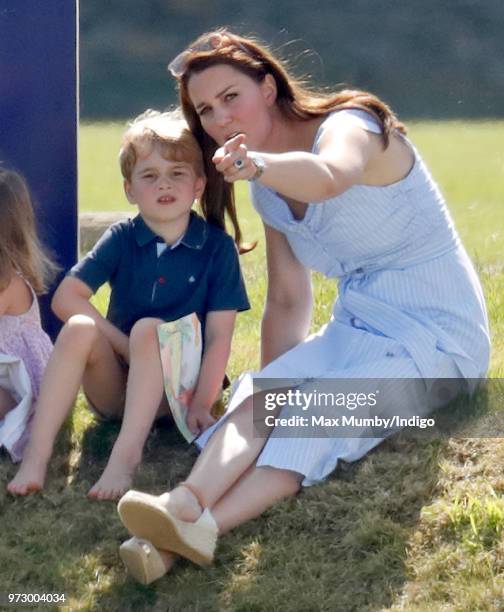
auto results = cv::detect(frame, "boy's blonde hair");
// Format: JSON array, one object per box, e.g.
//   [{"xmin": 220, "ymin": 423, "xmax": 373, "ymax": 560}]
[
  {"xmin": 119, "ymin": 109, "xmax": 205, "ymax": 182},
  {"xmin": 0, "ymin": 166, "xmax": 58, "ymax": 294}
]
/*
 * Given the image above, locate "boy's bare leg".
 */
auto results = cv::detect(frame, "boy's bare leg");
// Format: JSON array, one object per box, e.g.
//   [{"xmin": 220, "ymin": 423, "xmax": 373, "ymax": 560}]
[
  {"xmin": 0, "ymin": 387, "xmax": 17, "ymax": 421},
  {"xmin": 88, "ymin": 318, "xmax": 167, "ymax": 500},
  {"xmin": 7, "ymin": 315, "xmax": 125, "ymax": 495}
]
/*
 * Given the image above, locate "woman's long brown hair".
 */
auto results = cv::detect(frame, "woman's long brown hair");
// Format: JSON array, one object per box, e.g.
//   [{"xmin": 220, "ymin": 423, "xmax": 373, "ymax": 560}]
[{"xmin": 173, "ymin": 29, "xmax": 407, "ymax": 249}]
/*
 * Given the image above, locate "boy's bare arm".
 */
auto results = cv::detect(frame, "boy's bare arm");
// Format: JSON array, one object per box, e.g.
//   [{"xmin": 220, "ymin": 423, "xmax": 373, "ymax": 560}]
[
  {"xmin": 51, "ymin": 276, "xmax": 130, "ymax": 361},
  {"xmin": 186, "ymin": 310, "xmax": 237, "ymax": 435}
]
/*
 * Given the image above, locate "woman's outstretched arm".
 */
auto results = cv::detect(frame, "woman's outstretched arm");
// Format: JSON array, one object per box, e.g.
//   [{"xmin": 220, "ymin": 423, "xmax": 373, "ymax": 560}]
[{"xmin": 213, "ymin": 120, "xmax": 379, "ymax": 203}]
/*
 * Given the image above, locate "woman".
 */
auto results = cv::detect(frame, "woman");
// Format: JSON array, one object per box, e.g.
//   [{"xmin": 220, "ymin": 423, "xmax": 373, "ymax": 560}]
[{"xmin": 116, "ymin": 29, "xmax": 490, "ymax": 584}]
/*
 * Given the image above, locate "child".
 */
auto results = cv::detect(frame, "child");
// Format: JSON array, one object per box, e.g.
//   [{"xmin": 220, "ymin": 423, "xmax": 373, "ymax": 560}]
[
  {"xmin": 7, "ymin": 110, "xmax": 249, "ymax": 500},
  {"xmin": 0, "ymin": 167, "xmax": 57, "ymax": 461}
]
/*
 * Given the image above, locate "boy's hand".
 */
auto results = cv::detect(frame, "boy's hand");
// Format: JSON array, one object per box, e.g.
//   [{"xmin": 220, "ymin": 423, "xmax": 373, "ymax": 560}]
[{"xmin": 187, "ymin": 405, "xmax": 216, "ymax": 437}]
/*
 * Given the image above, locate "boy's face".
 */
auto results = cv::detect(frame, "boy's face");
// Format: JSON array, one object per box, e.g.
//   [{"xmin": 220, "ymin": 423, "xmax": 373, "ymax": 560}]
[{"xmin": 124, "ymin": 146, "xmax": 205, "ymax": 227}]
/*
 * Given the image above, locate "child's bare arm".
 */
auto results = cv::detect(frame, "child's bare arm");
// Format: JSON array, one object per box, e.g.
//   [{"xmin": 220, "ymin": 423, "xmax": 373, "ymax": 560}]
[
  {"xmin": 51, "ymin": 276, "xmax": 129, "ymax": 361},
  {"xmin": 186, "ymin": 310, "xmax": 237, "ymax": 435},
  {"xmin": 0, "ymin": 284, "xmax": 9, "ymax": 316}
]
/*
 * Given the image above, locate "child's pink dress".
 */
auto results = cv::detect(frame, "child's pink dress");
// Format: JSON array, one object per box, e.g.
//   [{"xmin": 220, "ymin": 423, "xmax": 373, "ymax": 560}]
[{"xmin": 0, "ymin": 282, "xmax": 53, "ymax": 461}]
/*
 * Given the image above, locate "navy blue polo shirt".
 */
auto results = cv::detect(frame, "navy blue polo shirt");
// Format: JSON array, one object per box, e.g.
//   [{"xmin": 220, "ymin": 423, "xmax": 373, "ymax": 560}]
[{"xmin": 69, "ymin": 211, "xmax": 250, "ymax": 336}]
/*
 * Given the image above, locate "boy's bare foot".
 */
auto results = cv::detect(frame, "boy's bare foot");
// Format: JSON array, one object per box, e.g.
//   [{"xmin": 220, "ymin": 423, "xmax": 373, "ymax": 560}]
[
  {"xmin": 88, "ymin": 452, "xmax": 140, "ymax": 501},
  {"xmin": 7, "ymin": 458, "xmax": 47, "ymax": 496}
]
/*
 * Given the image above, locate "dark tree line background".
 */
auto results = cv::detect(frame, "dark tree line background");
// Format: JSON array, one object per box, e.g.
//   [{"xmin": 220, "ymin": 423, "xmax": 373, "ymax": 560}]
[{"xmin": 80, "ymin": 0, "xmax": 504, "ymax": 120}]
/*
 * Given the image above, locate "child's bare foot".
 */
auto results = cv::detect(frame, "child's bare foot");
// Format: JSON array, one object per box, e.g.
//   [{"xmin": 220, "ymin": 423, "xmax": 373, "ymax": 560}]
[
  {"xmin": 88, "ymin": 467, "xmax": 134, "ymax": 501},
  {"xmin": 7, "ymin": 457, "xmax": 47, "ymax": 496},
  {"xmin": 88, "ymin": 451, "xmax": 141, "ymax": 501}
]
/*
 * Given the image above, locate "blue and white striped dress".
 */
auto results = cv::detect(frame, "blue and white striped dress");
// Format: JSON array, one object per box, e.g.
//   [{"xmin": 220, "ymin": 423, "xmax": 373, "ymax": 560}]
[{"xmin": 197, "ymin": 109, "xmax": 490, "ymax": 486}]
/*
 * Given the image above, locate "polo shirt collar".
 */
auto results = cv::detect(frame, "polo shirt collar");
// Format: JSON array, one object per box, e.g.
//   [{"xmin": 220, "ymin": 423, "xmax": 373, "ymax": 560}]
[
  {"xmin": 133, "ymin": 215, "xmax": 158, "ymax": 247},
  {"xmin": 180, "ymin": 211, "xmax": 208, "ymax": 250},
  {"xmin": 133, "ymin": 211, "xmax": 208, "ymax": 250}
]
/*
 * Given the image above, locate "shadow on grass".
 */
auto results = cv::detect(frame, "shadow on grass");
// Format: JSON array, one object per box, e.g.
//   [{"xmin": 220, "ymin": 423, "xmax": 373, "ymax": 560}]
[
  {"xmin": 77, "ymin": 414, "xmax": 197, "ymax": 494},
  {"xmin": 0, "ymin": 411, "xmax": 195, "ymax": 608},
  {"xmin": 78, "ymin": 431, "xmax": 443, "ymax": 611},
  {"xmin": 0, "ymin": 404, "xmax": 75, "ymax": 494},
  {"xmin": 0, "ymin": 382, "xmax": 499, "ymax": 611}
]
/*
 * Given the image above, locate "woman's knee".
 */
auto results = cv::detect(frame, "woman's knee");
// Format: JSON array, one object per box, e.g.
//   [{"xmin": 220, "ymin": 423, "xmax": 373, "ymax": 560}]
[
  {"xmin": 285, "ymin": 471, "xmax": 303, "ymax": 496},
  {"xmin": 268, "ymin": 467, "xmax": 303, "ymax": 497}
]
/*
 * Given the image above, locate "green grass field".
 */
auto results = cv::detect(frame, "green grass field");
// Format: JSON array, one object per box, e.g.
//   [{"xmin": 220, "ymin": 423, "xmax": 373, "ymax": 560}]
[{"xmin": 1, "ymin": 121, "xmax": 503, "ymax": 611}]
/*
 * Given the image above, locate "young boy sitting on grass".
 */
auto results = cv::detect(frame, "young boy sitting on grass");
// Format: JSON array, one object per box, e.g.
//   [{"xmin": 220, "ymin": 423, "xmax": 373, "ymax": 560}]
[{"xmin": 7, "ymin": 110, "xmax": 249, "ymax": 500}]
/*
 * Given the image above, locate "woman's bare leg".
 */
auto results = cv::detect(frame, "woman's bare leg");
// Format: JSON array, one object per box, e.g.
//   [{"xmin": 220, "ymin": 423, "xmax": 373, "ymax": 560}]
[
  {"xmin": 119, "ymin": 397, "xmax": 302, "ymax": 573},
  {"xmin": 211, "ymin": 465, "xmax": 302, "ymax": 534},
  {"xmin": 159, "ymin": 461, "xmax": 302, "ymax": 528},
  {"xmin": 7, "ymin": 315, "xmax": 125, "ymax": 495},
  {"xmin": 89, "ymin": 318, "xmax": 167, "ymax": 500},
  {"xmin": 125, "ymin": 464, "xmax": 301, "ymax": 580},
  {"xmin": 147, "ymin": 396, "xmax": 285, "ymax": 520},
  {"xmin": 182, "ymin": 396, "xmax": 269, "ymax": 507}
]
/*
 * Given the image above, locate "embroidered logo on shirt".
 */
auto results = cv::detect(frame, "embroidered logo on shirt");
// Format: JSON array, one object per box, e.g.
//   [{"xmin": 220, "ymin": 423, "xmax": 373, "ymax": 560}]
[{"xmin": 188, "ymin": 275, "xmax": 195, "ymax": 283}]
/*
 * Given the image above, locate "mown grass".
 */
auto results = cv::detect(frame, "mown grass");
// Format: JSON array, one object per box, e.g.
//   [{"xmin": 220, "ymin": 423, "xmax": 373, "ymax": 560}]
[{"xmin": 1, "ymin": 121, "xmax": 503, "ymax": 611}]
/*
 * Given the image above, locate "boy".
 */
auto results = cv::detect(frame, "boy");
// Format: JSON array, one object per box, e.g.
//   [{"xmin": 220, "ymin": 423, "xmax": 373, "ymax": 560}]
[{"xmin": 7, "ymin": 110, "xmax": 249, "ymax": 500}]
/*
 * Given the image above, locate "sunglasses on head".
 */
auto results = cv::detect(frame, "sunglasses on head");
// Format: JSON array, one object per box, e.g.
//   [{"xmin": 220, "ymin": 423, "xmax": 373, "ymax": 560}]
[{"xmin": 168, "ymin": 32, "xmax": 250, "ymax": 78}]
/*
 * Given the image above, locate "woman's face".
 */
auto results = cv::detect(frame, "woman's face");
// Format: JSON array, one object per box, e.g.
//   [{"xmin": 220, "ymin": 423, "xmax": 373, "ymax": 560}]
[{"xmin": 186, "ymin": 64, "xmax": 277, "ymax": 150}]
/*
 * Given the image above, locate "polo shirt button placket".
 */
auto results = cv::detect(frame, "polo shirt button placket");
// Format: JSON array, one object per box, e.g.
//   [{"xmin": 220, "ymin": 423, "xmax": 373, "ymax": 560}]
[{"xmin": 151, "ymin": 276, "xmax": 167, "ymax": 303}]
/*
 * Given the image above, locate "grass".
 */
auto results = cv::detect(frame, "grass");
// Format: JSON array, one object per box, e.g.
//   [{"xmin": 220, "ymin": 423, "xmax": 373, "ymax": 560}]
[{"xmin": 1, "ymin": 121, "xmax": 504, "ymax": 611}]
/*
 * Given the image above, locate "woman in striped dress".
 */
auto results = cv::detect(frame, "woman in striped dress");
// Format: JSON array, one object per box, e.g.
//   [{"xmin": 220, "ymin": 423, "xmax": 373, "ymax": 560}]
[{"xmin": 116, "ymin": 30, "xmax": 490, "ymax": 583}]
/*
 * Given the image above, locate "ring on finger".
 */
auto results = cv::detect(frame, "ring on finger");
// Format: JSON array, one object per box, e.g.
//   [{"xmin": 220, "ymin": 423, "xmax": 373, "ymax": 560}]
[{"xmin": 233, "ymin": 158, "xmax": 245, "ymax": 169}]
